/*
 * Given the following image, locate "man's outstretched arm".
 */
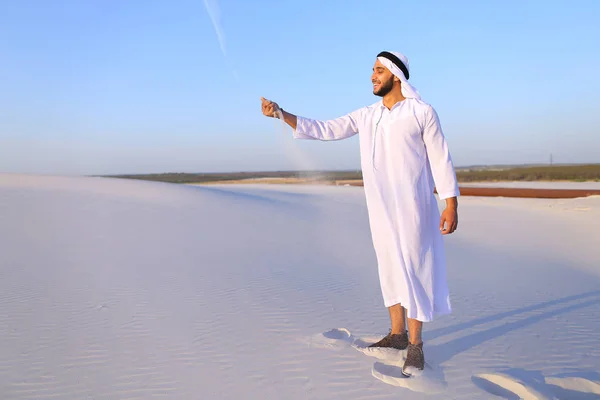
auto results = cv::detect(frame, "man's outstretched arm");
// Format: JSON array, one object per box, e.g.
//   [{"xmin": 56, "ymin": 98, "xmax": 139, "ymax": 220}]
[
  {"xmin": 261, "ymin": 97, "xmax": 298, "ymax": 129},
  {"xmin": 261, "ymin": 97, "xmax": 358, "ymax": 141}
]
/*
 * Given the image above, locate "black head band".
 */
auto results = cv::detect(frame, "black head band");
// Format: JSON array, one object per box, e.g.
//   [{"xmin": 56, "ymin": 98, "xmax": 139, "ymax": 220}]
[{"xmin": 377, "ymin": 51, "xmax": 409, "ymax": 80}]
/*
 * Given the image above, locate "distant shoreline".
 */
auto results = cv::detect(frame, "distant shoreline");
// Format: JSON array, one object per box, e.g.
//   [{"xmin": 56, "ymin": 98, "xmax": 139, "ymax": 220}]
[
  {"xmin": 102, "ymin": 164, "xmax": 600, "ymax": 185},
  {"xmin": 98, "ymin": 164, "xmax": 600, "ymax": 198}
]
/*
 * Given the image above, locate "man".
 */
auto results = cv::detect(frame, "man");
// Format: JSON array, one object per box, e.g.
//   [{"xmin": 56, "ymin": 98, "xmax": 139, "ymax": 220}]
[{"xmin": 260, "ymin": 50, "xmax": 459, "ymax": 377}]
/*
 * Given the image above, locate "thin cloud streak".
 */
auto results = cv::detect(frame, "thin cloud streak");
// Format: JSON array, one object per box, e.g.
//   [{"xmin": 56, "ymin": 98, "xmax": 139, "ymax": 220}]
[
  {"xmin": 203, "ymin": 0, "xmax": 238, "ymax": 79},
  {"xmin": 203, "ymin": 0, "xmax": 227, "ymax": 57}
]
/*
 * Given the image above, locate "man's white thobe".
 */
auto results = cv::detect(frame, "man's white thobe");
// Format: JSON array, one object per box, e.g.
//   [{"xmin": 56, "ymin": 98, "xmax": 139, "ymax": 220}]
[{"xmin": 293, "ymin": 98, "xmax": 459, "ymax": 322}]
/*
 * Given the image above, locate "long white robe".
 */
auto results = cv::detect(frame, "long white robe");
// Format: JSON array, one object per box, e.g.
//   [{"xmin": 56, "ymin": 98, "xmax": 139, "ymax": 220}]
[{"xmin": 292, "ymin": 98, "xmax": 460, "ymax": 322}]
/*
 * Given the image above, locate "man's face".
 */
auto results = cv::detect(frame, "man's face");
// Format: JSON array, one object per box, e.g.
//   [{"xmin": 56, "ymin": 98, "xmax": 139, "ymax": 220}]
[{"xmin": 372, "ymin": 59, "xmax": 395, "ymax": 97}]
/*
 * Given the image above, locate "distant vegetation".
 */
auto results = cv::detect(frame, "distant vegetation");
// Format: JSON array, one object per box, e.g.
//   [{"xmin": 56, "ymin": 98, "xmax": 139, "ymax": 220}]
[
  {"xmin": 102, "ymin": 164, "xmax": 600, "ymax": 184},
  {"xmin": 103, "ymin": 170, "xmax": 362, "ymax": 184},
  {"xmin": 456, "ymin": 164, "xmax": 600, "ymax": 182}
]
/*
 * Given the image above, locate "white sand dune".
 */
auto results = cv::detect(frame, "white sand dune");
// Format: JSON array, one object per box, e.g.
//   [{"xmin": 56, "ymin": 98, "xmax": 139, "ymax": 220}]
[{"xmin": 1, "ymin": 173, "xmax": 599, "ymax": 399}]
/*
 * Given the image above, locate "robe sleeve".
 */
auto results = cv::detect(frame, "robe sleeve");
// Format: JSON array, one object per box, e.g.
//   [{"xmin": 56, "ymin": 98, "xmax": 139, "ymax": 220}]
[
  {"xmin": 422, "ymin": 105, "xmax": 460, "ymax": 200},
  {"xmin": 292, "ymin": 110, "xmax": 360, "ymax": 141}
]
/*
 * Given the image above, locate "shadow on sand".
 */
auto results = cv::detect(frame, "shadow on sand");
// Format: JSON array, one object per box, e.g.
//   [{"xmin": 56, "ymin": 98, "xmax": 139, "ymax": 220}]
[
  {"xmin": 424, "ymin": 290, "xmax": 600, "ymax": 397},
  {"xmin": 426, "ymin": 291, "xmax": 600, "ymax": 365},
  {"xmin": 424, "ymin": 290, "xmax": 600, "ymax": 343}
]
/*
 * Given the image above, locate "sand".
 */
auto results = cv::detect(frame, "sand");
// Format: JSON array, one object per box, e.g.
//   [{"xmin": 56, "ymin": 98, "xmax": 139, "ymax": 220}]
[{"xmin": 1, "ymin": 173, "xmax": 598, "ymax": 399}]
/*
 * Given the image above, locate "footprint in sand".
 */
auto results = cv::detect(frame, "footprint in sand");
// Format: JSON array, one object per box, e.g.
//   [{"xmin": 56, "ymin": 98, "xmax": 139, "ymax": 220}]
[
  {"xmin": 473, "ymin": 371, "xmax": 600, "ymax": 399},
  {"xmin": 371, "ymin": 361, "xmax": 447, "ymax": 394},
  {"xmin": 354, "ymin": 334, "xmax": 448, "ymax": 394},
  {"xmin": 322, "ymin": 328, "xmax": 352, "ymax": 341},
  {"xmin": 473, "ymin": 373, "xmax": 554, "ymax": 399},
  {"xmin": 307, "ymin": 328, "xmax": 354, "ymax": 349},
  {"xmin": 351, "ymin": 336, "xmax": 405, "ymax": 363},
  {"xmin": 310, "ymin": 328, "xmax": 448, "ymax": 394}
]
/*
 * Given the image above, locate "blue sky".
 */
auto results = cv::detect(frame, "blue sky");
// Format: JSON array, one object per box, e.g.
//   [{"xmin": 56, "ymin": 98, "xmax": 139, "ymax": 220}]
[{"xmin": 1, "ymin": 0, "xmax": 599, "ymax": 175}]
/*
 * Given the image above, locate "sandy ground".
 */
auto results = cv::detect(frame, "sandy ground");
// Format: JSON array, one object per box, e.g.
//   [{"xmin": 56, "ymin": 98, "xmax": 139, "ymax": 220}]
[
  {"xmin": 189, "ymin": 177, "xmax": 333, "ymax": 185},
  {"xmin": 1, "ymin": 174, "xmax": 598, "ymax": 399}
]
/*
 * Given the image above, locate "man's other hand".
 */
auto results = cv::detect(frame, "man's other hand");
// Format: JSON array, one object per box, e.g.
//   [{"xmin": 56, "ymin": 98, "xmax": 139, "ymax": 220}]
[{"xmin": 440, "ymin": 207, "xmax": 458, "ymax": 235}]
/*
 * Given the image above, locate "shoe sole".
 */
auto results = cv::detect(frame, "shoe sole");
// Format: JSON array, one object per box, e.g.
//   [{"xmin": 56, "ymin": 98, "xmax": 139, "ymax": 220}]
[{"xmin": 401, "ymin": 366, "xmax": 424, "ymax": 377}]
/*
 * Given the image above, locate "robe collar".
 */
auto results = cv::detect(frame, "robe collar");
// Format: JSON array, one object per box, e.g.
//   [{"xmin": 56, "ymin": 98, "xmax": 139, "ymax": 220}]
[{"xmin": 377, "ymin": 98, "xmax": 408, "ymax": 112}]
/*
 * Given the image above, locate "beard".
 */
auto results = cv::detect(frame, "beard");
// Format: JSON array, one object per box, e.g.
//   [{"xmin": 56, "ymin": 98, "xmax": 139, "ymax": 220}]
[{"xmin": 373, "ymin": 77, "xmax": 394, "ymax": 97}]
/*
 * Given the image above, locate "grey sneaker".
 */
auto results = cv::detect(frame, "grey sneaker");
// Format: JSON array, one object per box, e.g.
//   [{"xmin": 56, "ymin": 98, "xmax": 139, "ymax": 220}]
[
  {"xmin": 368, "ymin": 330, "xmax": 408, "ymax": 350},
  {"xmin": 402, "ymin": 342, "xmax": 424, "ymax": 376}
]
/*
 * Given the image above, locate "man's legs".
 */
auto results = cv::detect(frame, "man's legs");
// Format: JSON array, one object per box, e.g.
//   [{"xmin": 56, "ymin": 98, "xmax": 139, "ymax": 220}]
[
  {"xmin": 389, "ymin": 304, "xmax": 423, "ymax": 344},
  {"xmin": 407, "ymin": 318, "xmax": 422, "ymax": 345},
  {"xmin": 376, "ymin": 303, "xmax": 425, "ymax": 376},
  {"xmin": 403, "ymin": 311, "xmax": 425, "ymax": 376},
  {"xmin": 389, "ymin": 303, "xmax": 406, "ymax": 334},
  {"xmin": 369, "ymin": 303, "xmax": 408, "ymax": 349}
]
